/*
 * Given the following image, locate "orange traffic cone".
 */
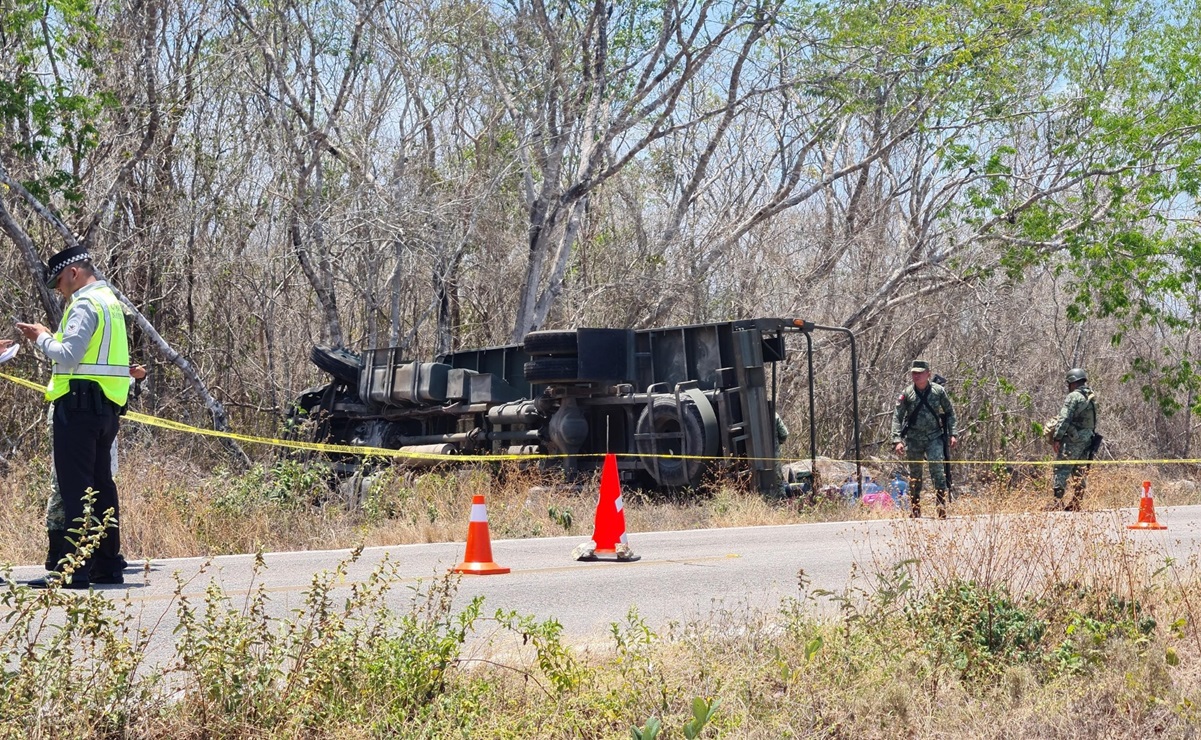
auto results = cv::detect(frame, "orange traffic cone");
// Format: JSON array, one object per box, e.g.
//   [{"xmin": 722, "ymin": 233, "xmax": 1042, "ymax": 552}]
[
  {"xmin": 1127, "ymin": 480, "xmax": 1167, "ymax": 531},
  {"xmin": 572, "ymin": 453, "xmax": 640, "ymax": 562},
  {"xmin": 453, "ymin": 494, "xmax": 510, "ymax": 574}
]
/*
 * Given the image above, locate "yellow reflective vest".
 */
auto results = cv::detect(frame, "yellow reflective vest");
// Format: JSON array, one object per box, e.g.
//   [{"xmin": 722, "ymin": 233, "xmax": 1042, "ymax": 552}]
[{"xmin": 45, "ymin": 285, "xmax": 131, "ymax": 407}]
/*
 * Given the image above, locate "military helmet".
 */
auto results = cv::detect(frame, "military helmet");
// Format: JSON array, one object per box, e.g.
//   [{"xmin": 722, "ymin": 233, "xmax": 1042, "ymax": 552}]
[{"xmin": 1065, "ymin": 368, "xmax": 1087, "ymax": 384}]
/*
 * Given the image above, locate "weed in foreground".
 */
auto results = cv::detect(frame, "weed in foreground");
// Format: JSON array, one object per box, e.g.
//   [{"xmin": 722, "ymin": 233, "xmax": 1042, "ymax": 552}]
[
  {"xmin": 0, "ymin": 494, "xmax": 160, "ymax": 739},
  {"xmin": 6, "ymin": 516, "xmax": 1201, "ymax": 737},
  {"xmin": 3, "ymin": 537, "xmax": 729, "ymax": 739}
]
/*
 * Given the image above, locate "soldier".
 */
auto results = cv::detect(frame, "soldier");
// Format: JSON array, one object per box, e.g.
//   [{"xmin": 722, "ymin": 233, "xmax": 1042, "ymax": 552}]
[
  {"xmin": 18, "ymin": 245, "xmax": 132, "ymax": 588},
  {"xmin": 774, "ymin": 411, "xmax": 789, "ymax": 447},
  {"xmin": 891, "ymin": 360, "xmax": 958, "ymax": 519},
  {"xmin": 771, "ymin": 411, "xmax": 790, "ymax": 498},
  {"xmin": 1049, "ymin": 368, "xmax": 1098, "ymax": 511}
]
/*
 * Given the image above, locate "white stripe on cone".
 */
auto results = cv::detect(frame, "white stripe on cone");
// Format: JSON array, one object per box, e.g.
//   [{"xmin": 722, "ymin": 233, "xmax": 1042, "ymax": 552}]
[
  {"xmin": 470, "ymin": 503, "xmax": 488, "ymax": 521},
  {"xmin": 615, "ymin": 496, "xmax": 623, "ymax": 512}
]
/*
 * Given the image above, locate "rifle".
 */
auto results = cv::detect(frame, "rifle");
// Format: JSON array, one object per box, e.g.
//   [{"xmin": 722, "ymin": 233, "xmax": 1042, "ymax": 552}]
[
  {"xmin": 1071, "ymin": 390, "xmax": 1101, "ymax": 469},
  {"xmin": 932, "ymin": 375, "xmax": 952, "ymax": 490},
  {"xmin": 1083, "ymin": 431, "xmax": 1103, "ymax": 467},
  {"xmin": 941, "ymin": 423, "xmax": 952, "ymax": 491}
]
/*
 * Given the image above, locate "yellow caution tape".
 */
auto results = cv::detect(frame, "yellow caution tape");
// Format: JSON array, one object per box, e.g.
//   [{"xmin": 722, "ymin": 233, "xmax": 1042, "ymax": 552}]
[
  {"xmin": 1, "ymin": 370, "xmax": 43, "ymax": 394},
  {"xmin": 0, "ymin": 370, "xmax": 527, "ymax": 462},
  {"xmin": 0, "ymin": 370, "xmax": 1191, "ymax": 467}
]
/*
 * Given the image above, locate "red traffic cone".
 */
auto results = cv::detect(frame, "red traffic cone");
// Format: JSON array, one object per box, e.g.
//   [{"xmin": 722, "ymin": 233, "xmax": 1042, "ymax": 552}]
[
  {"xmin": 1127, "ymin": 480, "xmax": 1167, "ymax": 531},
  {"xmin": 453, "ymin": 494, "xmax": 510, "ymax": 574},
  {"xmin": 572, "ymin": 453, "xmax": 640, "ymax": 562}
]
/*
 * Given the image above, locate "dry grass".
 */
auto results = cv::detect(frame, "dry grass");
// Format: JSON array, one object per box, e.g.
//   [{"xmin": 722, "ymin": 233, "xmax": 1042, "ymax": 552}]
[{"xmin": 1, "ymin": 444, "xmax": 1198, "ymax": 567}]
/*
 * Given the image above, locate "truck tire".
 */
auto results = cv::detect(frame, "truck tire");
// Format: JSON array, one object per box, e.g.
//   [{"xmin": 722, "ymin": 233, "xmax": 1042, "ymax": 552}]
[
  {"xmin": 522, "ymin": 330, "xmax": 578, "ymax": 356},
  {"xmin": 524, "ymin": 357, "xmax": 579, "ymax": 383},
  {"xmin": 635, "ymin": 396, "xmax": 707, "ymax": 488},
  {"xmin": 311, "ymin": 345, "xmax": 362, "ymax": 386}
]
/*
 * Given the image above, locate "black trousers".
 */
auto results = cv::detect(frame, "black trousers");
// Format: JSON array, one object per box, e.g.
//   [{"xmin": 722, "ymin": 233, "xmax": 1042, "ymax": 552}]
[{"xmin": 52, "ymin": 381, "xmax": 122, "ymax": 578}]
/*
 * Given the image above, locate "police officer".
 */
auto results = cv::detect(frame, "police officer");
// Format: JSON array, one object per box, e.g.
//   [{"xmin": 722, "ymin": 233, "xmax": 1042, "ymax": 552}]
[
  {"xmin": 1050, "ymin": 368, "xmax": 1097, "ymax": 511},
  {"xmin": 891, "ymin": 360, "xmax": 958, "ymax": 519},
  {"xmin": 42, "ymin": 363, "xmax": 144, "ymax": 572},
  {"xmin": 17, "ymin": 246, "xmax": 131, "ymax": 588}
]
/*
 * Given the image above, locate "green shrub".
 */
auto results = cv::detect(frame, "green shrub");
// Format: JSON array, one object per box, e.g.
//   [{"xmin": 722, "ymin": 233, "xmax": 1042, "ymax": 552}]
[
  {"xmin": 906, "ymin": 580, "xmax": 1047, "ymax": 684},
  {"xmin": 212, "ymin": 458, "xmax": 332, "ymax": 513}
]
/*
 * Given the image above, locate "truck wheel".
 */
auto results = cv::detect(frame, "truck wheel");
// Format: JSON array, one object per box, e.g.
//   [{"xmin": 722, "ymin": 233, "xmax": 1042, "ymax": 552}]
[
  {"xmin": 522, "ymin": 330, "xmax": 578, "ymax": 356},
  {"xmin": 635, "ymin": 396, "xmax": 707, "ymax": 488},
  {"xmin": 524, "ymin": 357, "xmax": 579, "ymax": 383},
  {"xmin": 311, "ymin": 345, "xmax": 362, "ymax": 386}
]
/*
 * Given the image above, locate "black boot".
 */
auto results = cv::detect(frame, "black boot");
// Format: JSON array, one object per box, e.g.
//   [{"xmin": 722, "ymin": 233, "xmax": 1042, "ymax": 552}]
[
  {"xmin": 935, "ymin": 489, "xmax": 948, "ymax": 520},
  {"xmin": 1046, "ymin": 488, "xmax": 1066, "ymax": 511},
  {"xmin": 30, "ymin": 530, "xmax": 89, "ymax": 589},
  {"xmin": 44, "ymin": 529, "xmax": 70, "ymax": 571},
  {"xmin": 910, "ymin": 480, "xmax": 923, "ymax": 519},
  {"xmin": 27, "ymin": 572, "xmax": 89, "ymax": 589},
  {"xmin": 1064, "ymin": 479, "xmax": 1085, "ymax": 511}
]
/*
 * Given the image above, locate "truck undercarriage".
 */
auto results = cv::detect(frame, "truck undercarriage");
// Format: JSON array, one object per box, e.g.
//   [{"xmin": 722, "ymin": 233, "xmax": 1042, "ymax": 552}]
[{"xmin": 292, "ymin": 318, "xmax": 862, "ymax": 495}]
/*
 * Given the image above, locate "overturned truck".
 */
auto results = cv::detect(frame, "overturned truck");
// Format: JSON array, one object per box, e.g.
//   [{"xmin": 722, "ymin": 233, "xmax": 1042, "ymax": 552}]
[{"xmin": 293, "ymin": 318, "xmax": 862, "ymax": 494}]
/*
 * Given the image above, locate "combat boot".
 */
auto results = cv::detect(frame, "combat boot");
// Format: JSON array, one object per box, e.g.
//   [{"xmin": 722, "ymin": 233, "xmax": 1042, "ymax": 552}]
[
  {"xmin": 1046, "ymin": 488, "xmax": 1066, "ymax": 511},
  {"xmin": 44, "ymin": 529, "xmax": 69, "ymax": 571},
  {"xmin": 1064, "ymin": 478, "xmax": 1086, "ymax": 512},
  {"xmin": 27, "ymin": 573, "xmax": 89, "ymax": 589},
  {"xmin": 935, "ymin": 489, "xmax": 948, "ymax": 520},
  {"xmin": 30, "ymin": 530, "xmax": 89, "ymax": 589},
  {"xmin": 909, "ymin": 481, "xmax": 923, "ymax": 519}
]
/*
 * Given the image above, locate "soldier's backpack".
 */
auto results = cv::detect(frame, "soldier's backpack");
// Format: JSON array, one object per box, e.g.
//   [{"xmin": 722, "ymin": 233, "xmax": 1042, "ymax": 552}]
[
  {"xmin": 1042, "ymin": 417, "xmax": 1060, "ymax": 446},
  {"xmin": 1043, "ymin": 389, "xmax": 1097, "ymax": 448}
]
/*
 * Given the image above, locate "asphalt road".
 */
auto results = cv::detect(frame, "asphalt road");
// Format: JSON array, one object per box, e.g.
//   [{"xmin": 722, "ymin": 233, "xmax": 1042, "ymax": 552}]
[{"xmin": 7, "ymin": 504, "xmax": 1201, "ymax": 665}]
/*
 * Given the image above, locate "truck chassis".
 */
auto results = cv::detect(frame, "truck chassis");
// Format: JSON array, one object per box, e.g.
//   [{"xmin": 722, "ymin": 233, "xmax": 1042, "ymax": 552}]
[{"xmin": 292, "ymin": 317, "xmax": 862, "ymax": 495}]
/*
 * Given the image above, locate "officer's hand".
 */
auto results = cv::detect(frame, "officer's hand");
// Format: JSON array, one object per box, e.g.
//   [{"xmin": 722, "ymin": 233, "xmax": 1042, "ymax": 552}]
[
  {"xmin": 130, "ymin": 364, "xmax": 147, "ymax": 380},
  {"xmin": 16, "ymin": 322, "xmax": 48, "ymax": 341},
  {"xmin": 0, "ymin": 339, "xmax": 11, "ymax": 351},
  {"xmin": 949, "ymin": 435, "xmax": 958, "ymax": 449},
  {"xmin": 1052, "ymin": 440, "xmax": 1061, "ymax": 454},
  {"xmin": 894, "ymin": 442, "xmax": 905, "ymax": 455}
]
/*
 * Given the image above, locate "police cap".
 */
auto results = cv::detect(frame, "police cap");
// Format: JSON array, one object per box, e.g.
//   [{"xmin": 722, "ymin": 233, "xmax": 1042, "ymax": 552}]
[{"xmin": 44, "ymin": 245, "xmax": 91, "ymax": 289}]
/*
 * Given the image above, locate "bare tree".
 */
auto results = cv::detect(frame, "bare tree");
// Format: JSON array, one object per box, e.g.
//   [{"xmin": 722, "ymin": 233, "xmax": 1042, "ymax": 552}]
[
  {"xmin": 0, "ymin": 0, "xmax": 248, "ymax": 462},
  {"xmin": 475, "ymin": 0, "xmax": 781, "ymax": 341}
]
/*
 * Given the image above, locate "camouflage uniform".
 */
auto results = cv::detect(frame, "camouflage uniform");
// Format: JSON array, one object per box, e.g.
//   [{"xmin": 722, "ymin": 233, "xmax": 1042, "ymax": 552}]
[
  {"xmin": 891, "ymin": 362, "xmax": 956, "ymax": 518},
  {"xmin": 774, "ymin": 413, "xmax": 789, "ymax": 445},
  {"xmin": 45, "ymin": 404, "xmax": 64, "ymax": 535},
  {"xmin": 45, "ymin": 485, "xmax": 65, "ymax": 531},
  {"xmin": 1052, "ymin": 372, "xmax": 1097, "ymax": 510},
  {"xmin": 771, "ymin": 412, "xmax": 790, "ymax": 498}
]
